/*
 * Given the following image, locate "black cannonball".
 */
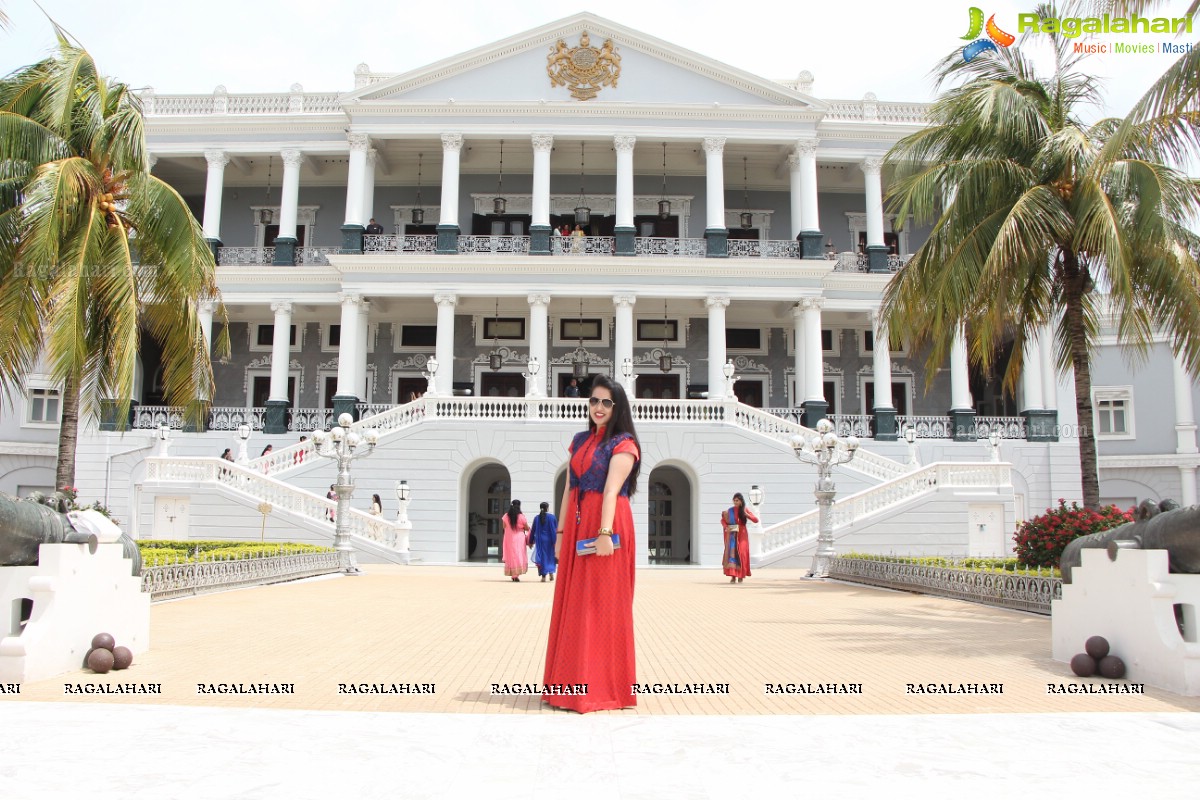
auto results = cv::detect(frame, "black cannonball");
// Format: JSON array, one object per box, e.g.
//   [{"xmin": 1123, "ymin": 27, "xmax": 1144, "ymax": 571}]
[
  {"xmin": 87, "ymin": 648, "xmax": 115, "ymax": 674},
  {"xmin": 91, "ymin": 632, "xmax": 116, "ymax": 651},
  {"xmin": 1098, "ymin": 655, "xmax": 1126, "ymax": 679},
  {"xmin": 1070, "ymin": 653, "xmax": 1097, "ymax": 677},
  {"xmin": 1085, "ymin": 635, "xmax": 1110, "ymax": 660},
  {"xmin": 112, "ymin": 646, "xmax": 133, "ymax": 670}
]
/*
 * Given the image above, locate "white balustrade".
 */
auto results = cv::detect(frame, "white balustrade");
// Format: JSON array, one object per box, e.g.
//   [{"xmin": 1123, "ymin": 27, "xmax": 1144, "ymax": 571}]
[
  {"xmin": 551, "ymin": 236, "xmax": 616, "ymax": 256},
  {"xmin": 633, "ymin": 237, "xmax": 707, "ymax": 257},
  {"xmin": 727, "ymin": 240, "xmax": 802, "ymax": 259},
  {"xmin": 147, "ymin": 93, "xmax": 342, "ymax": 116},
  {"xmin": 363, "ymin": 234, "xmax": 438, "ymax": 253},
  {"xmin": 456, "ymin": 235, "xmax": 531, "ymax": 254},
  {"xmin": 295, "ymin": 247, "xmax": 341, "ymax": 265}
]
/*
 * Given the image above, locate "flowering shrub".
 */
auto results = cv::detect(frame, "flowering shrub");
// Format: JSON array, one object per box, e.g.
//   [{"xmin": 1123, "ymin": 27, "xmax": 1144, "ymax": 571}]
[{"xmin": 1013, "ymin": 499, "xmax": 1132, "ymax": 568}]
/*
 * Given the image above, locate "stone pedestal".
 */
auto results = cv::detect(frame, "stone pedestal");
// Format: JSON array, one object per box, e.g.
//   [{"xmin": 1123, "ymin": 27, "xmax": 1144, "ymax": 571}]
[
  {"xmin": 340, "ymin": 224, "xmax": 364, "ymax": 255},
  {"xmin": 332, "ymin": 395, "xmax": 359, "ymax": 422},
  {"xmin": 800, "ymin": 231, "xmax": 825, "ymax": 259},
  {"xmin": 204, "ymin": 237, "xmax": 221, "ymax": 264},
  {"xmin": 867, "ymin": 244, "xmax": 890, "ymax": 273},
  {"xmin": 950, "ymin": 408, "xmax": 978, "ymax": 442},
  {"xmin": 704, "ymin": 228, "xmax": 728, "ymax": 258},
  {"xmin": 802, "ymin": 399, "xmax": 828, "ymax": 429},
  {"xmin": 529, "ymin": 225, "xmax": 551, "ymax": 256},
  {"xmin": 1053, "ymin": 548, "xmax": 1200, "ymax": 696},
  {"xmin": 871, "ymin": 408, "xmax": 898, "ymax": 441},
  {"xmin": 1024, "ymin": 409, "xmax": 1059, "ymax": 442},
  {"xmin": 272, "ymin": 237, "xmax": 297, "ymax": 266},
  {"xmin": 0, "ymin": 543, "xmax": 149, "ymax": 683},
  {"xmin": 614, "ymin": 227, "xmax": 636, "ymax": 257},
  {"xmin": 436, "ymin": 224, "xmax": 460, "ymax": 255},
  {"xmin": 264, "ymin": 400, "xmax": 289, "ymax": 435}
]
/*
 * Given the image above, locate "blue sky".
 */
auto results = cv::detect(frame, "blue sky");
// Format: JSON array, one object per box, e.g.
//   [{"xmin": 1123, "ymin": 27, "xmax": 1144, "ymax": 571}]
[{"xmin": 0, "ymin": 0, "xmax": 1192, "ymax": 118}]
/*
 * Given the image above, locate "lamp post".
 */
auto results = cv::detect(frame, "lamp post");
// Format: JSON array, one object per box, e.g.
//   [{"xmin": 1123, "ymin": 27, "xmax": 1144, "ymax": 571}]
[
  {"xmin": 791, "ymin": 418, "xmax": 859, "ymax": 578},
  {"xmin": 311, "ymin": 412, "xmax": 379, "ymax": 574},
  {"xmin": 156, "ymin": 423, "xmax": 172, "ymax": 458},
  {"xmin": 422, "ymin": 356, "xmax": 439, "ymax": 398},
  {"xmin": 747, "ymin": 484, "xmax": 765, "ymax": 557},
  {"xmin": 394, "ymin": 480, "xmax": 412, "ymax": 562},
  {"xmin": 722, "ymin": 358, "xmax": 738, "ymax": 400},
  {"xmin": 904, "ymin": 426, "xmax": 919, "ymax": 468},
  {"xmin": 524, "ymin": 356, "xmax": 542, "ymax": 397},
  {"xmin": 989, "ymin": 430, "xmax": 1002, "ymax": 463},
  {"xmin": 235, "ymin": 423, "xmax": 252, "ymax": 464},
  {"xmin": 620, "ymin": 357, "xmax": 637, "ymax": 396}
]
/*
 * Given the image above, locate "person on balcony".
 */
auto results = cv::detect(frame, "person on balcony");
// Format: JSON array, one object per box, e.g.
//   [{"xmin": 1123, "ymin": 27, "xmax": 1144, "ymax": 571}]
[
  {"xmin": 365, "ymin": 218, "xmax": 384, "ymax": 235},
  {"xmin": 722, "ymin": 492, "xmax": 758, "ymax": 584},
  {"xmin": 529, "ymin": 501, "xmax": 558, "ymax": 582},
  {"xmin": 564, "ymin": 378, "xmax": 580, "ymax": 398},
  {"xmin": 543, "ymin": 374, "xmax": 641, "ymax": 712},
  {"xmin": 570, "ymin": 223, "xmax": 584, "ymax": 253},
  {"xmin": 502, "ymin": 499, "xmax": 530, "ymax": 582}
]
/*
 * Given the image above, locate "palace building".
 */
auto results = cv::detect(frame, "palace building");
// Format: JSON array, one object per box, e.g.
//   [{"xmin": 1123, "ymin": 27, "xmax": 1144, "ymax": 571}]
[{"xmin": 2, "ymin": 14, "xmax": 1196, "ymax": 565}]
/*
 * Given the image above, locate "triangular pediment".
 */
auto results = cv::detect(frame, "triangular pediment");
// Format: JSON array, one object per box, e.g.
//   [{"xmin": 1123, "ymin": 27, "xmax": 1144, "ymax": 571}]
[{"xmin": 346, "ymin": 13, "xmax": 822, "ymax": 110}]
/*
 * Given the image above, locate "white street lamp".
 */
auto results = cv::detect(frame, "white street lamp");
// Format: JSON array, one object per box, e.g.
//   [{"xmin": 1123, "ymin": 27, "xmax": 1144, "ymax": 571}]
[
  {"xmin": 156, "ymin": 423, "xmax": 171, "ymax": 457},
  {"xmin": 422, "ymin": 356, "xmax": 439, "ymax": 398},
  {"xmin": 989, "ymin": 430, "xmax": 1002, "ymax": 463},
  {"xmin": 235, "ymin": 423, "xmax": 252, "ymax": 464},
  {"xmin": 791, "ymin": 418, "xmax": 859, "ymax": 578},
  {"xmin": 311, "ymin": 412, "xmax": 379, "ymax": 574},
  {"xmin": 394, "ymin": 479, "xmax": 412, "ymax": 561},
  {"xmin": 524, "ymin": 356, "xmax": 543, "ymax": 397},
  {"xmin": 722, "ymin": 358, "xmax": 737, "ymax": 399},
  {"xmin": 904, "ymin": 426, "xmax": 919, "ymax": 468}
]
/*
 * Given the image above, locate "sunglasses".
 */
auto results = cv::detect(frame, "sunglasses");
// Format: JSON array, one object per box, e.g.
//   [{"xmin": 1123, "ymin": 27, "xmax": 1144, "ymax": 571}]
[{"xmin": 587, "ymin": 396, "xmax": 615, "ymax": 409}]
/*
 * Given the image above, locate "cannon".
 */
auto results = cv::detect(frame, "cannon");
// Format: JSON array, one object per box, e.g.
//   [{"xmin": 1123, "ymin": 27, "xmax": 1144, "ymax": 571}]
[
  {"xmin": 0, "ymin": 492, "xmax": 141, "ymax": 576},
  {"xmin": 1060, "ymin": 499, "xmax": 1200, "ymax": 583}
]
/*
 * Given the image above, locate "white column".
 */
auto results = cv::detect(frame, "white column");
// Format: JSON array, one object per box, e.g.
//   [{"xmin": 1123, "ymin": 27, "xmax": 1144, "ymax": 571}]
[
  {"xmin": 335, "ymin": 294, "xmax": 361, "ymax": 399},
  {"xmin": 344, "ymin": 133, "xmax": 369, "ymax": 227},
  {"xmin": 614, "ymin": 135, "xmax": 636, "ymax": 230},
  {"xmin": 707, "ymin": 296, "xmax": 730, "ymax": 399},
  {"xmin": 792, "ymin": 303, "xmax": 806, "ymax": 407},
  {"xmin": 202, "ymin": 150, "xmax": 229, "ymax": 240},
  {"xmin": 439, "ymin": 134, "xmax": 463, "ymax": 229},
  {"xmin": 197, "ymin": 300, "xmax": 216, "ymax": 353},
  {"xmin": 1039, "ymin": 324, "xmax": 1057, "ymax": 411},
  {"xmin": 1022, "ymin": 334, "xmax": 1044, "ymax": 412},
  {"xmin": 787, "ymin": 153, "xmax": 803, "ymax": 240},
  {"xmin": 355, "ymin": 300, "xmax": 370, "ymax": 402},
  {"xmin": 803, "ymin": 298, "xmax": 825, "ymax": 403},
  {"xmin": 268, "ymin": 302, "xmax": 293, "ymax": 403},
  {"xmin": 361, "ymin": 149, "xmax": 377, "ymax": 227},
  {"xmin": 950, "ymin": 324, "xmax": 972, "ymax": 411},
  {"xmin": 528, "ymin": 294, "xmax": 550, "ymax": 397},
  {"xmin": 871, "ymin": 308, "xmax": 894, "ymax": 410},
  {"xmin": 861, "ymin": 156, "xmax": 885, "ymax": 249},
  {"xmin": 703, "ymin": 137, "xmax": 726, "ymax": 231},
  {"xmin": 797, "ymin": 138, "xmax": 820, "ymax": 234},
  {"xmin": 531, "ymin": 134, "xmax": 553, "ymax": 229},
  {"xmin": 434, "ymin": 293, "xmax": 458, "ymax": 397},
  {"xmin": 1172, "ymin": 354, "xmax": 1198, "ymax": 505},
  {"xmin": 613, "ymin": 295, "xmax": 636, "ymax": 392},
  {"xmin": 278, "ymin": 148, "xmax": 303, "ymax": 241}
]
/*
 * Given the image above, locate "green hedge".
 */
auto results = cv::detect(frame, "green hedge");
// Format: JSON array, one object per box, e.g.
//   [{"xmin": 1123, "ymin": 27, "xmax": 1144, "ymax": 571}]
[
  {"xmin": 137, "ymin": 540, "xmax": 333, "ymax": 566},
  {"xmin": 840, "ymin": 552, "xmax": 1060, "ymax": 578}
]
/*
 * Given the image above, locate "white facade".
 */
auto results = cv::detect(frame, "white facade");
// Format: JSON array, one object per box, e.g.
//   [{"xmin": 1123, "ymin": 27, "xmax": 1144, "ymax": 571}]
[{"xmin": 3, "ymin": 13, "xmax": 1184, "ymax": 565}]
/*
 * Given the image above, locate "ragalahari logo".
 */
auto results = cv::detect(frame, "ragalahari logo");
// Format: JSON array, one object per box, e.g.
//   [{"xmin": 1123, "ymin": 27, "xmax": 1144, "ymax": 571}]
[{"xmin": 961, "ymin": 7, "xmax": 1016, "ymax": 61}]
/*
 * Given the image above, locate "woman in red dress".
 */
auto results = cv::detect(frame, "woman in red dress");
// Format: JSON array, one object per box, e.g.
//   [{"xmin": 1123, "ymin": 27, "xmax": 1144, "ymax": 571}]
[
  {"xmin": 722, "ymin": 492, "xmax": 757, "ymax": 583},
  {"xmin": 542, "ymin": 374, "xmax": 640, "ymax": 712}
]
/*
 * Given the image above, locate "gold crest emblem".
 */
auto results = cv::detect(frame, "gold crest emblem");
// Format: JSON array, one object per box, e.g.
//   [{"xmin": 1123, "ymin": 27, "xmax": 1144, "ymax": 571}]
[{"xmin": 547, "ymin": 32, "xmax": 621, "ymax": 101}]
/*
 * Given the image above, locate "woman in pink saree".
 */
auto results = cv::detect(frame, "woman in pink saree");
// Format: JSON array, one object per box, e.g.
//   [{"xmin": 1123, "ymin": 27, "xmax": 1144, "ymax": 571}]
[{"xmin": 502, "ymin": 499, "xmax": 530, "ymax": 582}]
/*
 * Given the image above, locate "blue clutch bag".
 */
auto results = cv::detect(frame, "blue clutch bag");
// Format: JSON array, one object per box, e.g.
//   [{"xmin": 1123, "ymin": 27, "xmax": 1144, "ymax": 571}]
[{"xmin": 576, "ymin": 534, "xmax": 621, "ymax": 555}]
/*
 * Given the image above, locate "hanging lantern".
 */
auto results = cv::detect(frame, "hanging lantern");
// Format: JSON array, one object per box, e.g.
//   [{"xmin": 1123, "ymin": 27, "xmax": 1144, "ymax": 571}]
[
  {"xmin": 492, "ymin": 140, "xmax": 507, "ymax": 215},
  {"xmin": 739, "ymin": 156, "xmax": 753, "ymax": 229},
  {"xmin": 574, "ymin": 142, "xmax": 591, "ymax": 227},
  {"xmin": 412, "ymin": 153, "xmax": 425, "ymax": 225},
  {"xmin": 658, "ymin": 142, "xmax": 671, "ymax": 221}
]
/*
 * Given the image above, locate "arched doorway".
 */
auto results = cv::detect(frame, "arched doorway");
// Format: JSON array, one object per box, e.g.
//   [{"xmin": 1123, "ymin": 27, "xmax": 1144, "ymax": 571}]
[
  {"xmin": 465, "ymin": 463, "xmax": 511, "ymax": 562},
  {"xmin": 647, "ymin": 466, "xmax": 693, "ymax": 564}
]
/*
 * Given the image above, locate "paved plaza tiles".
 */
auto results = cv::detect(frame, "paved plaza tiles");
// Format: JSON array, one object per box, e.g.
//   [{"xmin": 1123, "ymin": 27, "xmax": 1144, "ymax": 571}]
[{"xmin": 3, "ymin": 566, "xmax": 1199, "ymax": 797}]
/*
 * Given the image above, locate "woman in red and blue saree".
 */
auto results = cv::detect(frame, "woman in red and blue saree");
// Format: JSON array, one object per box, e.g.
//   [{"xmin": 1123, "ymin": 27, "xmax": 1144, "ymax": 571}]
[{"xmin": 722, "ymin": 493, "xmax": 757, "ymax": 583}]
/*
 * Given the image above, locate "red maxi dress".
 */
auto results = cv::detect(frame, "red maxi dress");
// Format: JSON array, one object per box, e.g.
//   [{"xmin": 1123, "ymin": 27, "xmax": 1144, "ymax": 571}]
[
  {"xmin": 722, "ymin": 507, "xmax": 758, "ymax": 580},
  {"xmin": 542, "ymin": 427, "xmax": 639, "ymax": 712}
]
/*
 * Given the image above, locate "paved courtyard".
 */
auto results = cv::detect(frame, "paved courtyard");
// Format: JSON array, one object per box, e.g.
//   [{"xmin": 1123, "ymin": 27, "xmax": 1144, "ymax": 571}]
[
  {"xmin": 5, "ymin": 566, "xmax": 1200, "ymax": 799},
  {"xmin": 6, "ymin": 565, "xmax": 1199, "ymax": 715}
]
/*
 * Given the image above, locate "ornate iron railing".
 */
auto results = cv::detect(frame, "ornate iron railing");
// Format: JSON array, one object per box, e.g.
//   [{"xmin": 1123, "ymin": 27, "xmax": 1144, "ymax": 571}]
[
  {"xmin": 296, "ymin": 247, "xmax": 340, "ymax": 266},
  {"xmin": 362, "ymin": 234, "xmax": 438, "ymax": 253},
  {"xmin": 288, "ymin": 408, "xmax": 333, "ymax": 432},
  {"xmin": 830, "ymin": 252, "xmax": 867, "ymax": 272},
  {"xmin": 827, "ymin": 556, "xmax": 1061, "ymax": 615},
  {"xmin": 217, "ymin": 247, "xmax": 275, "ymax": 266},
  {"xmin": 727, "ymin": 240, "xmax": 801, "ymax": 259},
  {"xmin": 828, "ymin": 414, "xmax": 873, "ymax": 438},
  {"xmin": 140, "ymin": 548, "xmax": 342, "ymax": 601},
  {"xmin": 760, "ymin": 462, "xmax": 1012, "ymax": 554},
  {"xmin": 209, "ymin": 407, "xmax": 267, "ymax": 432},
  {"xmin": 551, "ymin": 236, "xmax": 615, "ymax": 255},
  {"xmin": 975, "ymin": 416, "xmax": 1027, "ymax": 439},
  {"xmin": 896, "ymin": 416, "xmax": 953, "ymax": 439},
  {"xmin": 133, "ymin": 406, "xmax": 185, "ymax": 430},
  {"xmin": 456, "ymin": 235, "xmax": 531, "ymax": 254},
  {"xmin": 634, "ymin": 237, "xmax": 707, "ymax": 257},
  {"xmin": 761, "ymin": 407, "xmax": 805, "ymax": 424}
]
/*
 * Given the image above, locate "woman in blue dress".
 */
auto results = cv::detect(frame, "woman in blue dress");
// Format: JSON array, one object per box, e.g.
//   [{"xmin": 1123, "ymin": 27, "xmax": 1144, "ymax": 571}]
[{"xmin": 529, "ymin": 501, "xmax": 558, "ymax": 582}]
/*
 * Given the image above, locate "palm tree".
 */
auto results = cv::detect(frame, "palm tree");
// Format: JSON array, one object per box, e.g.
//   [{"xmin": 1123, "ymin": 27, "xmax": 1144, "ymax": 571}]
[
  {"xmin": 0, "ymin": 30, "xmax": 229, "ymax": 490},
  {"xmin": 882, "ymin": 4, "xmax": 1200, "ymax": 509}
]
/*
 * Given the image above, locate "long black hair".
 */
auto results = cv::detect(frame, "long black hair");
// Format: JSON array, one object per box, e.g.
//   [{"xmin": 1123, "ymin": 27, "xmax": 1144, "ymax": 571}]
[
  {"xmin": 538, "ymin": 501, "xmax": 549, "ymax": 528},
  {"xmin": 588, "ymin": 374, "xmax": 641, "ymax": 497},
  {"xmin": 506, "ymin": 499, "xmax": 522, "ymax": 527},
  {"xmin": 732, "ymin": 492, "xmax": 747, "ymax": 525}
]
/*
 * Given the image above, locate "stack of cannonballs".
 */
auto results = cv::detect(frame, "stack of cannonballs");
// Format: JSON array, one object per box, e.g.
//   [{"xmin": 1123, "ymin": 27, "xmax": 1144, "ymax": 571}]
[
  {"xmin": 1069, "ymin": 635, "xmax": 1126, "ymax": 679},
  {"xmin": 84, "ymin": 632, "xmax": 134, "ymax": 674}
]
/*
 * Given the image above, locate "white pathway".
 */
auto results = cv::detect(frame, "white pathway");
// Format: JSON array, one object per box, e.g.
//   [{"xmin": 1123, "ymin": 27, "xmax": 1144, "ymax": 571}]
[{"xmin": 1, "ymin": 704, "xmax": 1197, "ymax": 798}]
